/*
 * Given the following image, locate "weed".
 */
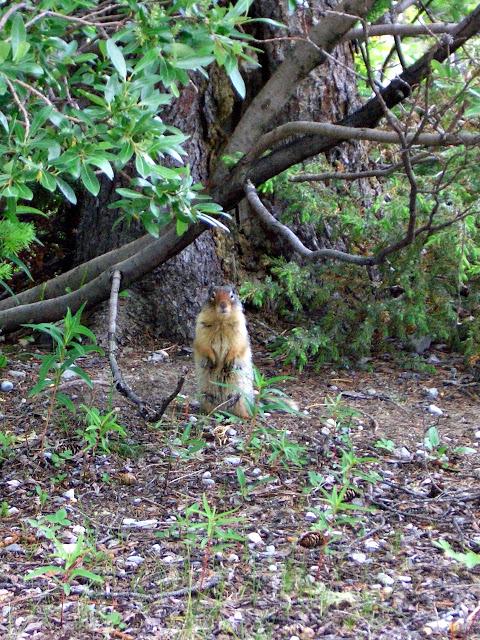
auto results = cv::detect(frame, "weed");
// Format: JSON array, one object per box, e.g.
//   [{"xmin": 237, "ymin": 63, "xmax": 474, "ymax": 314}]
[
  {"xmin": 25, "ymin": 306, "xmax": 102, "ymax": 448},
  {"xmin": 435, "ymin": 539, "xmax": 480, "ymax": 569},
  {"xmin": 78, "ymin": 405, "xmax": 127, "ymax": 455}
]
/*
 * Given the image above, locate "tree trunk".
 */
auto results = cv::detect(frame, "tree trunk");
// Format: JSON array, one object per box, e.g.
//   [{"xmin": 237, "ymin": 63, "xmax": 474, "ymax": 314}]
[{"xmin": 73, "ymin": 0, "xmax": 363, "ymax": 343}]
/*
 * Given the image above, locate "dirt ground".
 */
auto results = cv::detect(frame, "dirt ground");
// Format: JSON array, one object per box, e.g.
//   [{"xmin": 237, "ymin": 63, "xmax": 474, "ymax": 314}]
[{"xmin": 1, "ymin": 336, "xmax": 480, "ymax": 639}]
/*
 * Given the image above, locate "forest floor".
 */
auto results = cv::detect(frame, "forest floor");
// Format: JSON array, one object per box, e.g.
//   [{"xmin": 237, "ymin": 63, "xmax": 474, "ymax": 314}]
[{"xmin": 1, "ymin": 334, "xmax": 480, "ymax": 640}]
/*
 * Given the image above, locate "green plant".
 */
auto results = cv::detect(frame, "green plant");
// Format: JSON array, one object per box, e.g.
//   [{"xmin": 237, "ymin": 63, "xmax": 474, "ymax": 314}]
[
  {"xmin": 0, "ymin": 352, "xmax": 7, "ymax": 368},
  {"xmin": 0, "ymin": 501, "xmax": 10, "ymax": 517},
  {"xmin": 245, "ymin": 426, "xmax": 307, "ymax": 468},
  {"xmin": 374, "ymin": 438, "xmax": 396, "ymax": 453},
  {"xmin": 25, "ymin": 305, "xmax": 102, "ymax": 447},
  {"xmin": 79, "ymin": 405, "xmax": 127, "ymax": 455},
  {"xmin": 0, "ymin": 430, "xmax": 14, "ymax": 462},
  {"xmin": 34, "ymin": 485, "xmax": 49, "ymax": 511},
  {"xmin": 235, "ymin": 466, "xmax": 271, "ymax": 500},
  {"xmin": 435, "ymin": 539, "xmax": 480, "ymax": 569},
  {"xmin": 25, "ymin": 509, "xmax": 103, "ymax": 622},
  {"xmin": 170, "ymin": 422, "xmax": 207, "ymax": 460}
]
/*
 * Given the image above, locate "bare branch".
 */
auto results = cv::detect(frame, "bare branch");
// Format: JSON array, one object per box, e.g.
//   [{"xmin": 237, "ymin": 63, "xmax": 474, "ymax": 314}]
[
  {"xmin": 290, "ymin": 154, "xmax": 436, "ymax": 182},
  {"xmin": 0, "ymin": 3, "xmax": 27, "ymax": 31},
  {"xmin": 4, "ymin": 77, "xmax": 30, "ymax": 140},
  {"xmin": 244, "ymin": 180, "xmax": 374, "ymax": 266},
  {"xmin": 245, "ymin": 121, "xmax": 480, "ymax": 164},
  {"xmin": 343, "ymin": 22, "xmax": 458, "ymax": 41},
  {"xmin": 220, "ymin": 0, "xmax": 378, "ymax": 159},
  {"xmin": 108, "ymin": 269, "xmax": 185, "ymax": 421}
]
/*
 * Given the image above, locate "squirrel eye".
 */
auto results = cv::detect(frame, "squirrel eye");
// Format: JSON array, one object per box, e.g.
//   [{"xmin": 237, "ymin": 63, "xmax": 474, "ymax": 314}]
[{"xmin": 229, "ymin": 291, "xmax": 235, "ymax": 299}]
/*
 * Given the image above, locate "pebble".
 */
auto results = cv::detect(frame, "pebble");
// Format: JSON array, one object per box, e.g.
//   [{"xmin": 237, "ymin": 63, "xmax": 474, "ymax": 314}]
[
  {"xmin": 251, "ymin": 468, "xmax": 262, "ymax": 477},
  {"xmin": 428, "ymin": 404, "xmax": 443, "ymax": 416},
  {"xmin": 3, "ymin": 544, "xmax": 24, "ymax": 554},
  {"xmin": 147, "ymin": 350, "xmax": 169, "ymax": 363},
  {"xmin": 6, "ymin": 479, "xmax": 21, "ymax": 488},
  {"xmin": 122, "ymin": 518, "xmax": 158, "ymax": 529},
  {"xmin": 350, "ymin": 552, "xmax": 367, "ymax": 564},
  {"xmin": 265, "ymin": 545, "xmax": 276, "ymax": 555},
  {"xmin": 8, "ymin": 370, "xmax": 25, "ymax": 379},
  {"xmin": 227, "ymin": 427, "xmax": 237, "ymax": 436},
  {"xmin": 268, "ymin": 564, "xmax": 278, "ymax": 572},
  {"xmin": 304, "ymin": 511, "xmax": 318, "ymax": 522},
  {"xmin": 393, "ymin": 446, "xmax": 412, "ymax": 460},
  {"xmin": 1, "ymin": 381, "xmax": 13, "ymax": 392},
  {"xmin": 364, "ymin": 538, "xmax": 380, "ymax": 551},
  {"xmin": 423, "ymin": 619, "xmax": 450, "ymax": 634},
  {"xmin": 151, "ymin": 544, "xmax": 162, "ymax": 555},
  {"xmin": 428, "ymin": 354, "xmax": 441, "ymax": 364},
  {"xmin": 202, "ymin": 471, "xmax": 212, "ymax": 479},
  {"xmin": 320, "ymin": 427, "xmax": 330, "ymax": 436},
  {"xmin": 126, "ymin": 555, "xmax": 144, "ymax": 566},
  {"xmin": 425, "ymin": 387, "xmax": 439, "ymax": 399},
  {"xmin": 7, "ymin": 507, "xmax": 19, "ymax": 515},
  {"xmin": 189, "ymin": 416, "xmax": 198, "ymax": 423},
  {"xmin": 376, "ymin": 572, "xmax": 395, "ymax": 586},
  {"xmin": 397, "ymin": 574, "xmax": 412, "ymax": 583},
  {"xmin": 62, "ymin": 489, "xmax": 76, "ymax": 502},
  {"xmin": 474, "ymin": 431, "xmax": 480, "ymax": 440},
  {"xmin": 202, "ymin": 478, "xmax": 215, "ymax": 486},
  {"xmin": 61, "ymin": 368, "xmax": 78, "ymax": 380},
  {"xmin": 228, "ymin": 553, "xmax": 240, "ymax": 563},
  {"xmin": 225, "ymin": 456, "xmax": 242, "ymax": 466},
  {"xmin": 247, "ymin": 532, "xmax": 264, "ymax": 545}
]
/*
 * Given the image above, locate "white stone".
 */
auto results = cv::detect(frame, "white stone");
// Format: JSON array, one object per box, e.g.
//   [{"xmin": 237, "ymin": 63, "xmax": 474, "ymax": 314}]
[
  {"xmin": 202, "ymin": 478, "xmax": 215, "ymax": 486},
  {"xmin": 268, "ymin": 564, "xmax": 278, "ymax": 572},
  {"xmin": 6, "ymin": 479, "xmax": 20, "ymax": 488},
  {"xmin": 251, "ymin": 468, "xmax": 262, "ymax": 477},
  {"xmin": 364, "ymin": 538, "xmax": 380, "ymax": 551},
  {"xmin": 225, "ymin": 456, "xmax": 242, "ymax": 466},
  {"xmin": 61, "ymin": 368, "xmax": 78, "ymax": 380},
  {"xmin": 62, "ymin": 489, "xmax": 76, "ymax": 501},
  {"xmin": 1, "ymin": 381, "xmax": 13, "ymax": 392},
  {"xmin": 376, "ymin": 572, "xmax": 395, "ymax": 586},
  {"xmin": 350, "ymin": 552, "xmax": 367, "ymax": 563},
  {"xmin": 189, "ymin": 416, "xmax": 198, "ymax": 423},
  {"xmin": 428, "ymin": 404, "xmax": 443, "ymax": 416},
  {"xmin": 305, "ymin": 511, "xmax": 318, "ymax": 522},
  {"xmin": 8, "ymin": 370, "xmax": 26, "ymax": 379},
  {"xmin": 122, "ymin": 518, "xmax": 158, "ymax": 529},
  {"xmin": 126, "ymin": 555, "xmax": 144, "ymax": 566},
  {"xmin": 247, "ymin": 532, "xmax": 264, "ymax": 545},
  {"xmin": 424, "ymin": 620, "xmax": 450, "ymax": 633},
  {"xmin": 202, "ymin": 471, "xmax": 212, "ymax": 479},
  {"xmin": 425, "ymin": 387, "xmax": 439, "ymax": 399},
  {"xmin": 265, "ymin": 545, "xmax": 276, "ymax": 555}
]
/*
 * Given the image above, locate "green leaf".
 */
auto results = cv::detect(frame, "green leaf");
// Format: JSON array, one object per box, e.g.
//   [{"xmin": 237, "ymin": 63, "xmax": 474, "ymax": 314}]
[
  {"xmin": 11, "ymin": 14, "xmax": 27, "ymax": 63},
  {"xmin": 87, "ymin": 156, "xmax": 114, "ymax": 180},
  {"xmin": 25, "ymin": 565, "xmax": 62, "ymax": 580},
  {"xmin": 0, "ymin": 42, "xmax": 10, "ymax": 65},
  {"xmin": 227, "ymin": 65, "xmax": 245, "ymax": 98},
  {"xmin": 0, "ymin": 111, "xmax": 8, "ymax": 133},
  {"xmin": 176, "ymin": 218, "xmax": 189, "ymax": 236},
  {"xmin": 70, "ymin": 568, "xmax": 104, "ymax": 583},
  {"xmin": 56, "ymin": 177, "xmax": 77, "ymax": 204},
  {"xmin": 56, "ymin": 392, "xmax": 76, "ymax": 413},
  {"xmin": 80, "ymin": 164, "xmax": 100, "ymax": 196},
  {"xmin": 106, "ymin": 39, "xmax": 127, "ymax": 81},
  {"xmin": 39, "ymin": 171, "xmax": 57, "ymax": 192},
  {"xmin": 175, "ymin": 55, "xmax": 215, "ymax": 70}
]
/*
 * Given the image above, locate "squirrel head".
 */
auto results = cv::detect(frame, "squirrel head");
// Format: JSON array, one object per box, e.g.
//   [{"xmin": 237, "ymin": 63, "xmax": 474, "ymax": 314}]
[{"xmin": 206, "ymin": 285, "xmax": 240, "ymax": 317}]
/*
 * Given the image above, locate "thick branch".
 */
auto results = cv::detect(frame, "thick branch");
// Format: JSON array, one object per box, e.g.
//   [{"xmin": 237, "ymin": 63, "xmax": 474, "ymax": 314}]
[
  {"xmin": 343, "ymin": 22, "xmax": 458, "ymax": 41},
  {"xmin": 217, "ymin": 2, "xmax": 480, "ymax": 210},
  {"xmin": 222, "ymin": 0, "xmax": 377, "ymax": 157},
  {"xmin": 0, "ymin": 223, "xmax": 204, "ymax": 333},
  {"xmin": 108, "ymin": 269, "xmax": 185, "ymax": 421},
  {"xmin": 0, "ymin": 234, "xmax": 155, "ymax": 312},
  {"xmin": 247, "ymin": 122, "xmax": 479, "ymax": 162}
]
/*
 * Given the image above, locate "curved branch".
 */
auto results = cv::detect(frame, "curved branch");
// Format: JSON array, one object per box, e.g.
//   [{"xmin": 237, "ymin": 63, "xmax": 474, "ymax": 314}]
[
  {"xmin": 108, "ymin": 269, "xmax": 185, "ymax": 421},
  {"xmin": 221, "ymin": 0, "xmax": 378, "ymax": 158},
  {"xmin": 0, "ymin": 222, "xmax": 204, "ymax": 334},
  {"xmin": 246, "ymin": 122, "xmax": 480, "ymax": 163},
  {"xmin": 216, "ymin": 2, "xmax": 480, "ymax": 210},
  {"xmin": 244, "ymin": 180, "xmax": 375, "ymax": 266},
  {"xmin": 0, "ymin": 234, "xmax": 156, "ymax": 312},
  {"xmin": 343, "ymin": 22, "xmax": 458, "ymax": 41}
]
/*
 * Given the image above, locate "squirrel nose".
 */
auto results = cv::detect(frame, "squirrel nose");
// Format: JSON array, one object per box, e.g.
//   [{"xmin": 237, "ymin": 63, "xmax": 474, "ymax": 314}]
[{"xmin": 219, "ymin": 302, "xmax": 228, "ymax": 312}]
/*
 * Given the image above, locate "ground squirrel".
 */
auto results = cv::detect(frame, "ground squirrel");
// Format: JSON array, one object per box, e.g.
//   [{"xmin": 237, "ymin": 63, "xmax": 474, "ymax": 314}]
[{"xmin": 193, "ymin": 285, "xmax": 254, "ymax": 418}]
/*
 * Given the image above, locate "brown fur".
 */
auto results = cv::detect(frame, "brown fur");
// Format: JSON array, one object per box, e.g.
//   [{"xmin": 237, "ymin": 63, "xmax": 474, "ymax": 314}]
[{"xmin": 193, "ymin": 286, "xmax": 253, "ymax": 418}]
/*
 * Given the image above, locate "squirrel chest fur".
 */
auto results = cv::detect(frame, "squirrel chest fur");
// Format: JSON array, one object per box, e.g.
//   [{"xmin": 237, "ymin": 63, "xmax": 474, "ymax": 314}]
[{"xmin": 193, "ymin": 286, "xmax": 253, "ymax": 418}]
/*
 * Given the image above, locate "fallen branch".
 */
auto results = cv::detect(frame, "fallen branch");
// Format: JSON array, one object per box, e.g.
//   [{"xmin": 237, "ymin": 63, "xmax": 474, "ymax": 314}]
[
  {"xmin": 108, "ymin": 269, "xmax": 185, "ymax": 422},
  {"xmin": 343, "ymin": 21, "xmax": 458, "ymax": 42}
]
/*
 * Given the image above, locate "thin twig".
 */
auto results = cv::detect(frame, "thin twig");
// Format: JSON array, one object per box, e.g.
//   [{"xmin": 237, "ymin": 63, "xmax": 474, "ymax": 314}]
[{"xmin": 5, "ymin": 77, "xmax": 30, "ymax": 140}]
